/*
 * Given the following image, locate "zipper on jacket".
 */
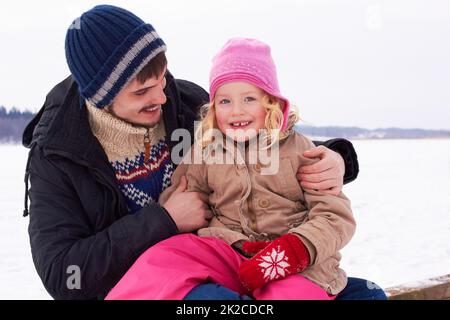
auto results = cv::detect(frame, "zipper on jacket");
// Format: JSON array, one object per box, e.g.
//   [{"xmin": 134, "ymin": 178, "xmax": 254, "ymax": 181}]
[{"xmin": 144, "ymin": 129, "xmax": 151, "ymax": 163}]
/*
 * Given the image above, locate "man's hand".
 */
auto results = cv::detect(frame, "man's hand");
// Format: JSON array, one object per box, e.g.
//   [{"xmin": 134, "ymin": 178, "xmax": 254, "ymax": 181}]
[
  {"xmin": 297, "ymin": 146, "xmax": 345, "ymax": 196},
  {"xmin": 162, "ymin": 176, "xmax": 213, "ymax": 233}
]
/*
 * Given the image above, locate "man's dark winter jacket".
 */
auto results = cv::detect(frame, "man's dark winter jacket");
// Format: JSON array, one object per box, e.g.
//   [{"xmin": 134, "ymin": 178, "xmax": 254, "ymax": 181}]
[{"xmin": 22, "ymin": 73, "xmax": 359, "ymax": 299}]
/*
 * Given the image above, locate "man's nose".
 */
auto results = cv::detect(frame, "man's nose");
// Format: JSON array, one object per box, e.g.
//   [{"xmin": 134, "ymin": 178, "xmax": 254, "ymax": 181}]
[{"xmin": 151, "ymin": 85, "xmax": 167, "ymax": 106}]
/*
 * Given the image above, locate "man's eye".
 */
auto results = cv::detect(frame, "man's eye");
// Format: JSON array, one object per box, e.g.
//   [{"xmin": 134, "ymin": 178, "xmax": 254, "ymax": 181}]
[{"xmin": 134, "ymin": 90, "xmax": 147, "ymax": 96}]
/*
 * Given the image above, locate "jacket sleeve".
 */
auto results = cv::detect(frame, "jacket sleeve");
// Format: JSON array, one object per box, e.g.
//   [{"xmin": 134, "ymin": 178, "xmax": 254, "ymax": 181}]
[
  {"xmin": 290, "ymin": 189, "xmax": 356, "ymax": 266},
  {"xmin": 313, "ymin": 138, "xmax": 359, "ymax": 184},
  {"xmin": 289, "ymin": 134, "xmax": 356, "ymax": 266},
  {"xmin": 186, "ymin": 163, "xmax": 250, "ymax": 245},
  {"xmin": 158, "ymin": 160, "xmax": 210, "ymax": 204},
  {"xmin": 28, "ymin": 149, "xmax": 179, "ymax": 300},
  {"xmin": 159, "ymin": 158, "xmax": 248, "ymax": 246}
]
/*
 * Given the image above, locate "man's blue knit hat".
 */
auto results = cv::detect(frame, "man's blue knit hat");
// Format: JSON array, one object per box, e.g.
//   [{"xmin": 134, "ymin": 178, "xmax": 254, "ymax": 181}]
[{"xmin": 65, "ymin": 5, "xmax": 167, "ymax": 108}]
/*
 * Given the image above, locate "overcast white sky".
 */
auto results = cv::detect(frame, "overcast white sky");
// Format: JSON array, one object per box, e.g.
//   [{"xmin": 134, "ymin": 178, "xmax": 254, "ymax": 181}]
[{"xmin": 0, "ymin": 0, "xmax": 449, "ymax": 129}]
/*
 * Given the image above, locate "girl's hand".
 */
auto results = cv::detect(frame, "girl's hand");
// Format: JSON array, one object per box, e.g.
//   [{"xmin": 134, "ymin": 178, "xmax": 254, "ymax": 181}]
[
  {"xmin": 238, "ymin": 234, "xmax": 310, "ymax": 292},
  {"xmin": 297, "ymin": 146, "xmax": 345, "ymax": 196},
  {"xmin": 242, "ymin": 240, "xmax": 271, "ymax": 255},
  {"xmin": 233, "ymin": 240, "xmax": 271, "ymax": 258}
]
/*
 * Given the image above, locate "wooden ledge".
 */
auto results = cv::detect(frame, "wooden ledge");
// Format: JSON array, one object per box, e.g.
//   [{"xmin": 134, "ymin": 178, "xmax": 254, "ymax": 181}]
[{"xmin": 385, "ymin": 274, "xmax": 450, "ymax": 300}]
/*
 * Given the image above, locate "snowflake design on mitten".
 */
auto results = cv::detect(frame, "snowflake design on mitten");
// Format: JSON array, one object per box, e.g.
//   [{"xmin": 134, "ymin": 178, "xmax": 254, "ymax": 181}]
[{"xmin": 257, "ymin": 246, "xmax": 291, "ymax": 282}]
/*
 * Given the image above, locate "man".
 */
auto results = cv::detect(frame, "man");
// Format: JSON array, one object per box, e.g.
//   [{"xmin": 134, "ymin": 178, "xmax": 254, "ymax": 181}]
[{"xmin": 22, "ymin": 5, "xmax": 385, "ymax": 300}]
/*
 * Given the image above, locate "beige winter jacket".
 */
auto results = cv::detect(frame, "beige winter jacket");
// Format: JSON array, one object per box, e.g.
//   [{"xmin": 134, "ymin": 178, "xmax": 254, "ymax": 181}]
[{"xmin": 159, "ymin": 132, "xmax": 356, "ymax": 295}]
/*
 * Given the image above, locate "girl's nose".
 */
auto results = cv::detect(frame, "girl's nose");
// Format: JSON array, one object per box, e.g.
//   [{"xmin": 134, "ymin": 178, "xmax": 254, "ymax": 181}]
[{"xmin": 231, "ymin": 102, "xmax": 244, "ymax": 116}]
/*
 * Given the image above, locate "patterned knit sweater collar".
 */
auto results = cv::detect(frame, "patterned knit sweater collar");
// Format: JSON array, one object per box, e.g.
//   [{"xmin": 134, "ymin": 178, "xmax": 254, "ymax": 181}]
[
  {"xmin": 86, "ymin": 102, "xmax": 174, "ymax": 214},
  {"xmin": 86, "ymin": 102, "xmax": 166, "ymax": 163}
]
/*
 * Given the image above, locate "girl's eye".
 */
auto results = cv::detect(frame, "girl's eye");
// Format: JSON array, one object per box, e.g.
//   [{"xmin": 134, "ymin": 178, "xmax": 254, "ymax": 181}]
[
  {"xmin": 219, "ymin": 99, "xmax": 230, "ymax": 105},
  {"xmin": 244, "ymin": 97, "xmax": 256, "ymax": 103}
]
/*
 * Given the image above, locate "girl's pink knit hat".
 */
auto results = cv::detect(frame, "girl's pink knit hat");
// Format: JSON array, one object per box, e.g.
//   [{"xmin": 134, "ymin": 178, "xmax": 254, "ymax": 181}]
[{"xmin": 209, "ymin": 38, "xmax": 290, "ymax": 130}]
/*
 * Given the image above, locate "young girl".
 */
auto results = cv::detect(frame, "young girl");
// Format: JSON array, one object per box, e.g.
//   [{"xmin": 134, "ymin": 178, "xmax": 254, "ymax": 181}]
[{"xmin": 106, "ymin": 38, "xmax": 356, "ymax": 300}]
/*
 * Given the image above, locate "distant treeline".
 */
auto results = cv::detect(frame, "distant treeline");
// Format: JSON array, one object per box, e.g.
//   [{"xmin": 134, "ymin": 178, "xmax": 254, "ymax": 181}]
[
  {"xmin": 296, "ymin": 125, "xmax": 450, "ymax": 139},
  {"xmin": 0, "ymin": 106, "xmax": 35, "ymax": 143},
  {"xmin": 1, "ymin": 106, "xmax": 449, "ymax": 143}
]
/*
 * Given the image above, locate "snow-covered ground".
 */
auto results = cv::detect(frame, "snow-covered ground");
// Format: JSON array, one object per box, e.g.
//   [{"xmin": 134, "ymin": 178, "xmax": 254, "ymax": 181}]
[
  {"xmin": 0, "ymin": 145, "xmax": 50, "ymax": 299},
  {"xmin": 339, "ymin": 139, "xmax": 450, "ymax": 288},
  {"xmin": 1, "ymin": 140, "xmax": 449, "ymax": 299}
]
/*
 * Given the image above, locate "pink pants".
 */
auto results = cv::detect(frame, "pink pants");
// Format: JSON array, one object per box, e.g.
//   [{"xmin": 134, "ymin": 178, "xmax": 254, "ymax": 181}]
[{"xmin": 106, "ymin": 234, "xmax": 333, "ymax": 300}]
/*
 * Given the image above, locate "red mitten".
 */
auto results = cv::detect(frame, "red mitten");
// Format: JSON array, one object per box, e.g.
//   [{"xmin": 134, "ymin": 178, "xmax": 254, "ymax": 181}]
[
  {"xmin": 238, "ymin": 234, "xmax": 310, "ymax": 292},
  {"xmin": 242, "ymin": 240, "xmax": 271, "ymax": 255}
]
